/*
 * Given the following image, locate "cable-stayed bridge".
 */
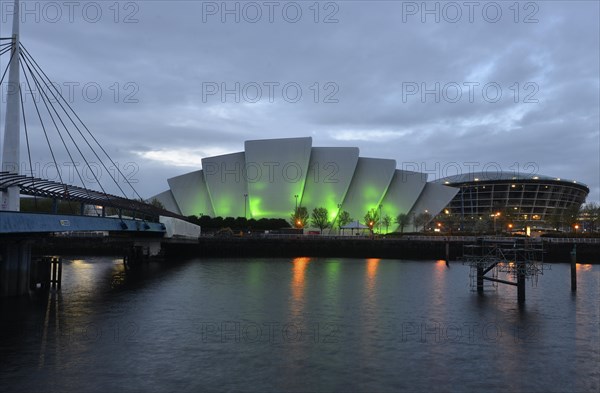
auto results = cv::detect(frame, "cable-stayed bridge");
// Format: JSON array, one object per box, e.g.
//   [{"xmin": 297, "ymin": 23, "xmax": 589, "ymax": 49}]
[{"xmin": 0, "ymin": 0, "xmax": 191, "ymax": 296}]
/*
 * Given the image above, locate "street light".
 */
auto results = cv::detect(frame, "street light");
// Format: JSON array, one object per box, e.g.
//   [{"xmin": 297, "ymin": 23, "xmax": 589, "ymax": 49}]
[
  {"xmin": 332, "ymin": 203, "xmax": 342, "ymax": 235},
  {"xmin": 378, "ymin": 204, "xmax": 382, "ymax": 234},
  {"xmin": 574, "ymin": 224, "xmax": 579, "ymax": 234}
]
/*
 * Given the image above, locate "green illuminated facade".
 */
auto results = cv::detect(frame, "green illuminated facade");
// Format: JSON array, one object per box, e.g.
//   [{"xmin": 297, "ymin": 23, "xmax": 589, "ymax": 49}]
[
  {"xmin": 300, "ymin": 147, "xmax": 359, "ymax": 222},
  {"xmin": 152, "ymin": 137, "xmax": 459, "ymax": 232}
]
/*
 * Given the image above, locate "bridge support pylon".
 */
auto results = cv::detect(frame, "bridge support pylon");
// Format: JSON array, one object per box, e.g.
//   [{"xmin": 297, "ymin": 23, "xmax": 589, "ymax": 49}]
[
  {"xmin": 1, "ymin": 0, "xmax": 22, "ymax": 212},
  {"xmin": 0, "ymin": 240, "xmax": 32, "ymax": 297}
]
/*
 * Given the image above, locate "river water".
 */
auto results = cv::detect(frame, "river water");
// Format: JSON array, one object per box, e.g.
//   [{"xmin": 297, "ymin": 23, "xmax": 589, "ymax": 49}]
[{"xmin": 0, "ymin": 257, "xmax": 598, "ymax": 392}]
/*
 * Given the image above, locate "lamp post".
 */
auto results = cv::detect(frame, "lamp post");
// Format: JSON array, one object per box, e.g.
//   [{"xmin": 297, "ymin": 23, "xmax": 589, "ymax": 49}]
[
  {"xmin": 378, "ymin": 204, "xmax": 382, "ymax": 234},
  {"xmin": 243, "ymin": 193, "xmax": 248, "ymax": 219},
  {"xmin": 293, "ymin": 194, "xmax": 301, "ymax": 228},
  {"xmin": 331, "ymin": 203, "xmax": 342, "ymax": 235}
]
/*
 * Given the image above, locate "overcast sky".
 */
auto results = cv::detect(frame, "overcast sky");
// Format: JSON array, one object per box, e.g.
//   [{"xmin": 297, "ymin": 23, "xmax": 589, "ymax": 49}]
[{"xmin": 1, "ymin": 0, "xmax": 599, "ymax": 202}]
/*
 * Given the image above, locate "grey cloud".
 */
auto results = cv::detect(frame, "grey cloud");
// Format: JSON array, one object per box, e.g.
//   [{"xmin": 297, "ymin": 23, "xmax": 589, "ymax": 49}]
[{"xmin": 1, "ymin": 0, "xmax": 598, "ymax": 201}]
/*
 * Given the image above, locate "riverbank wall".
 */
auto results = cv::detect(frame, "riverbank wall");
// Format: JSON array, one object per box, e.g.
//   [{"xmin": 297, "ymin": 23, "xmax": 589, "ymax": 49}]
[{"xmin": 29, "ymin": 236, "xmax": 599, "ymax": 263}]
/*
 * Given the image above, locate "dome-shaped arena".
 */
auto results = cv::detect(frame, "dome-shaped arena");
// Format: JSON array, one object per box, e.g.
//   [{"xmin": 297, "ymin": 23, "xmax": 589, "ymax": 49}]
[
  {"xmin": 436, "ymin": 172, "xmax": 589, "ymax": 231},
  {"xmin": 151, "ymin": 137, "xmax": 459, "ymax": 232}
]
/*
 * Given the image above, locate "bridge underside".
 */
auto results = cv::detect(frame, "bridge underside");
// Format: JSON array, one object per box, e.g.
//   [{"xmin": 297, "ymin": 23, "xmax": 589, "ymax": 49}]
[
  {"xmin": 0, "ymin": 212, "xmax": 166, "ymax": 234},
  {"xmin": 0, "ymin": 212, "xmax": 166, "ymax": 297}
]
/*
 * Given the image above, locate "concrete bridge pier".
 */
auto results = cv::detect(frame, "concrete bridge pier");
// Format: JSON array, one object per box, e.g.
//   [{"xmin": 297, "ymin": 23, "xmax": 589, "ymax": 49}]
[
  {"xmin": 0, "ymin": 240, "xmax": 32, "ymax": 297},
  {"xmin": 124, "ymin": 240, "xmax": 162, "ymax": 268},
  {"xmin": 136, "ymin": 240, "xmax": 162, "ymax": 257}
]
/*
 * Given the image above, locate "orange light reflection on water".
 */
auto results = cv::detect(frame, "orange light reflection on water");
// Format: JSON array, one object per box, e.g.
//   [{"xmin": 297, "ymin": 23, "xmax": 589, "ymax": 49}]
[
  {"xmin": 360, "ymin": 258, "xmax": 381, "ymax": 359},
  {"xmin": 367, "ymin": 258, "xmax": 380, "ymax": 279},
  {"xmin": 365, "ymin": 258, "xmax": 380, "ymax": 295},
  {"xmin": 576, "ymin": 263, "xmax": 593, "ymax": 271},
  {"xmin": 291, "ymin": 257, "xmax": 311, "ymax": 302}
]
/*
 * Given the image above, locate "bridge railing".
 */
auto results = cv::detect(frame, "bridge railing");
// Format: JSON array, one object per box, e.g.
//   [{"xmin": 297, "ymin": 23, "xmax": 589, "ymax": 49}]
[
  {"xmin": 541, "ymin": 237, "xmax": 600, "ymax": 244},
  {"xmin": 198, "ymin": 233, "xmax": 600, "ymax": 244},
  {"xmin": 0, "ymin": 171, "xmax": 186, "ymax": 223}
]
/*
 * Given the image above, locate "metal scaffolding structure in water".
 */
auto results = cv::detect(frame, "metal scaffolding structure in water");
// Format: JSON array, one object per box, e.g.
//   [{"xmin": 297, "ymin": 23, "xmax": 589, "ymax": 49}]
[{"xmin": 462, "ymin": 238, "xmax": 549, "ymax": 303}]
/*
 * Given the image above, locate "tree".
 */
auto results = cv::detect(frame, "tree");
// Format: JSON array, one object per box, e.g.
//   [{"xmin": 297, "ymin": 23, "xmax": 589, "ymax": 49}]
[
  {"xmin": 290, "ymin": 206, "xmax": 309, "ymax": 228},
  {"xmin": 495, "ymin": 208, "xmax": 515, "ymax": 233},
  {"xmin": 364, "ymin": 208, "xmax": 380, "ymax": 232},
  {"xmin": 395, "ymin": 213, "xmax": 410, "ymax": 233},
  {"xmin": 438, "ymin": 212, "xmax": 457, "ymax": 234},
  {"xmin": 25, "ymin": 197, "xmax": 85, "ymax": 215},
  {"xmin": 582, "ymin": 202, "xmax": 600, "ymax": 232},
  {"xmin": 382, "ymin": 215, "xmax": 392, "ymax": 234},
  {"xmin": 413, "ymin": 212, "xmax": 432, "ymax": 232},
  {"xmin": 337, "ymin": 210, "xmax": 351, "ymax": 229},
  {"xmin": 564, "ymin": 204, "xmax": 582, "ymax": 231},
  {"xmin": 547, "ymin": 213, "xmax": 562, "ymax": 231},
  {"xmin": 311, "ymin": 207, "xmax": 330, "ymax": 233},
  {"xmin": 474, "ymin": 216, "xmax": 490, "ymax": 234},
  {"xmin": 148, "ymin": 197, "xmax": 165, "ymax": 210}
]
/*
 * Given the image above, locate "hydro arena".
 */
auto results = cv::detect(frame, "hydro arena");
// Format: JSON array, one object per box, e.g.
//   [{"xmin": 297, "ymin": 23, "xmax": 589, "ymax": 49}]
[{"xmin": 435, "ymin": 172, "xmax": 589, "ymax": 231}]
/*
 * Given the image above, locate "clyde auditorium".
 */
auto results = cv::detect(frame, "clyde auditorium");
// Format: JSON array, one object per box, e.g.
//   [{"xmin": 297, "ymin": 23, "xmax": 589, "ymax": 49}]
[{"xmin": 151, "ymin": 137, "xmax": 459, "ymax": 232}]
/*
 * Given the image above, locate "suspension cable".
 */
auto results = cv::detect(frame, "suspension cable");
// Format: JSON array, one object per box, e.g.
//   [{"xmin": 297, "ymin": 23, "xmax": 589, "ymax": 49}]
[
  {"xmin": 10, "ymin": 42, "xmax": 162, "ymax": 218},
  {"xmin": 0, "ymin": 43, "xmax": 16, "ymax": 85},
  {"xmin": 20, "ymin": 44, "xmax": 143, "ymax": 200},
  {"xmin": 22, "ymin": 56, "xmax": 113, "ymax": 203},
  {"xmin": 20, "ymin": 60, "xmax": 76, "ymax": 214},
  {"xmin": 21, "ymin": 56, "xmax": 92, "ymax": 194},
  {"xmin": 0, "ymin": 46, "xmax": 13, "ymax": 57},
  {"xmin": 21, "ymin": 54, "xmax": 116, "ymax": 210},
  {"xmin": 19, "ymin": 44, "xmax": 130, "ymax": 198}
]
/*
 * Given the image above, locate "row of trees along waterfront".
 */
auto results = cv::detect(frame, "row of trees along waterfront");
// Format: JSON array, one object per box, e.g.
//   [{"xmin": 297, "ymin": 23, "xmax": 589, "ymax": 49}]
[{"xmin": 290, "ymin": 206, "xmax": 432, "ymax": 234}]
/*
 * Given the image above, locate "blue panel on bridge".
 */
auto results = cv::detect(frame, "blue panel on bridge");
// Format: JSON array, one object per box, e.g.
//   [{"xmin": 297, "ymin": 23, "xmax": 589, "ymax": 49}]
[{"xmin": 0, "ymin": 212, "xmax": 165, "ymax": 234}]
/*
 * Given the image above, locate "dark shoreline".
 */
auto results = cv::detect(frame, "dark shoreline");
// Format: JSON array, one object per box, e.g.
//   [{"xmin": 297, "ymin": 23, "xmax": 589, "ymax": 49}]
[{"xmin": 31, "ymin": 237, "xmax": 600, "ymax": 264}]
